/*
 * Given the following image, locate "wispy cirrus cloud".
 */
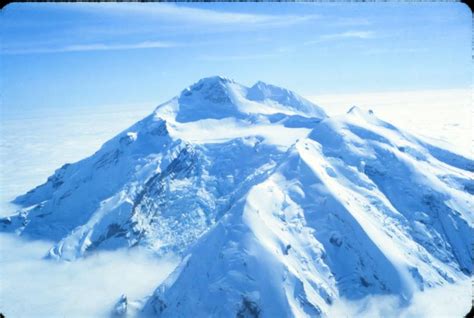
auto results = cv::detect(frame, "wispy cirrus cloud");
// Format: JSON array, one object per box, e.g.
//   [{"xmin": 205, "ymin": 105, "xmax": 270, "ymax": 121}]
[
  {"xmin": 363, "ymin": 47, "xmax": 428, "ymax": 55},
  {"xmin": 197, "ymin": 52, "xmax": 280, "ymax": 62},
  {"xmin": 197, "ymin": 45, "xmax": 296, "ymax": 61},
  {"xmin": 62, "ymin": 3, "xmax": 320, "ymax": 28},
  {"xmin": 328, "ymin": 17, "xmax": 372, "ymax": 27},
  {"xmin": 2, "ymin": 3, "xmax": 320, "ymax": 55},
  {"xmin": 2, "ymin": 41, "xmax": 178, "ymax": 55},
  {"xmin": 305, "ymin": 30, "xmax": 375, "ymax": 45},
  {"xmin": 322, "ymin": 30, "xmax": 375, "ymax": 40}
]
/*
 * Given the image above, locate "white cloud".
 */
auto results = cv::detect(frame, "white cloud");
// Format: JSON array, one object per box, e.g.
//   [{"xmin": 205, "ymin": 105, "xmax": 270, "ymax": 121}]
[
  {"xmin": 327, "ymin": 279, "xmax": 472, "ymax": 318},
  {"xmin": 323, "ymin": 30, "xmax": 375, "ymax": 39},
  {"xmin": 1, "ymin": 231, "xmax": 471, "ymax": 317},
  {"xmin": 71, "ymin": 3, "xmax": 319, "ymax": 28},
  {"xmin": 305, "ymin": 30, "xmax": 375, "ymax": 45},
  {"xmin": 3, "ymin": 3, "xmax": 319, "ymax": 55},
  {"xmin": 3, "ymin": 40, "xmax": 178, "ymax": 54},
  {"xmin": 363, "ymin": 47, "xmax": 428, "ymax": 55},
  {"xmin": 0, "ymin": 233, "xmax": 179, "ymax": 317},
  {"xmin": 329, "ymin": 17, "xmax": 372, "ymax": 27},
  {"xmin": 198, "ymin": 52, "xmax": 281, "ymax": 61}
]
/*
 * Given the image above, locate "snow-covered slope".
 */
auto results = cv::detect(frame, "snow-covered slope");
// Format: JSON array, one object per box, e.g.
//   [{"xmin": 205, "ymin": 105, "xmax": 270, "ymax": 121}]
[
  {"xmin": 156, "ymin": 76, "xmax": 326, "ymax": 123},
  {"xmin": 1, "ymin": 76, "xmax": 325, "ymax": 261},
  {"xmin": 143, "ymin": 106, "xmax": 473, "ymax": 317},
  {"xmin": 2, "ymin": 77, "xmax": 472, "ymax": 317}
]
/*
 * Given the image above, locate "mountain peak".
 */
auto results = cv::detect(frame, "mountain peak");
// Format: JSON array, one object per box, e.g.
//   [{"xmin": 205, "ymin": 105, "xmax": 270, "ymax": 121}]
[
  {"xmin": 247, "ymin": 81, "xmax": 294, "ymax": 102},
  {"xmin": 347, "ymin": 105, "xmax": 363, "ymax": 114},
  {"xmin": 175, "ymin": 76, "xmax": 239, "ymax": 122},
  {"xmin": 183, "ymin": 76, "xmax": 234, "ymax": 95},
  {"xmin": 179, "ymin": 76, "xmax": 236, "ymax": 102},
  {"xmin": 2, "ymin": 74, "xmax": 473, "ymax": 317},
  {"xmin": 347, "ymin": 105, "xmax": 375, "ymax": 115},
  {"xmin": 201, "ymin": 75, "xmax": 232, "ymax": 83},
  {"xmin": 198, "ymin": 75, "xmax": 233, "ymax": 84},
  {"xmin": 345, "ymin": 106, "xmax": 379, "ymax": 125},
  {"xmin": 155, "ymin": 76, "xmax": 326, "ymax": 122},
  {"xmin": 247, "ymin": 80, "xmax": 327, "ymax": 119}
]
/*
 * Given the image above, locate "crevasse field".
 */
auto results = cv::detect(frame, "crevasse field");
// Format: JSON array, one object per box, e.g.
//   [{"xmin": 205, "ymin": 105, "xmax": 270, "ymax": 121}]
[{"xmin": 0, "ymin": 87, "xmax": 471, "ymax": 317}]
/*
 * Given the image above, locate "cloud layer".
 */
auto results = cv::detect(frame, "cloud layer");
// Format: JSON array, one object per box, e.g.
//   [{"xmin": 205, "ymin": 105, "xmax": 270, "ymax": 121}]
[
  {"xmin": 3, "ymin": 41, "xmax": 178, "ymax": 54},
  {"xmin": 0, "ymin": 233, "xmax": 178, "ymax": 317},
  {"xmin": 328, "ymin": 279, "xmax": 471, "ymax": 318}
]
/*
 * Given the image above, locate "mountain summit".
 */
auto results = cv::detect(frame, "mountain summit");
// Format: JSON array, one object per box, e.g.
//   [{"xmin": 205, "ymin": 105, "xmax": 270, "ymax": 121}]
[
  {"xmin": 155, "ymin": 76, "xmax": 327, "ymax": 122},
  {"xmin": 2, "ymin": 77, "xmax": 472, "ymax": 317}
]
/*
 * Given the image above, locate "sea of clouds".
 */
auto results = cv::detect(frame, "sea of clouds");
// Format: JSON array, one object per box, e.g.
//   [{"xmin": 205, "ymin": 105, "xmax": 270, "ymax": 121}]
[
  {"xmin": 328, "ymin": 279, "xmax": 472, "ymax": 318},
  {"xmin": 0, "ymin": 233, "xmax": 178, "ymax": 317}
]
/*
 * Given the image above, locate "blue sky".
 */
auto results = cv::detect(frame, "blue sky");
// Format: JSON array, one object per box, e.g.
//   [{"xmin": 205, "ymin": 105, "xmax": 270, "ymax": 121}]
[{"xmin": 1, "ymin": 2, "xmax": 471, "ymax": 114}]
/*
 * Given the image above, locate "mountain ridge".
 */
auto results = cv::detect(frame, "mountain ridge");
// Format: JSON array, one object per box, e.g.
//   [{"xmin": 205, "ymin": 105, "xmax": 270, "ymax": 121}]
[
  {"xmin": 1, "ymin": 77, "xmax": 472, "ymax": 317},
  {"xmin": 155, "ymin": 76, "xmax": 327, "ymax": 123}
]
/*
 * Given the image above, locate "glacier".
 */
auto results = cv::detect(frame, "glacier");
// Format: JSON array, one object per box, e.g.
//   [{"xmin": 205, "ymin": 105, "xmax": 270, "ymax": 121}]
[{"xmin": 1, "ymin": 76, "xmax": 472, "ymax": 317}]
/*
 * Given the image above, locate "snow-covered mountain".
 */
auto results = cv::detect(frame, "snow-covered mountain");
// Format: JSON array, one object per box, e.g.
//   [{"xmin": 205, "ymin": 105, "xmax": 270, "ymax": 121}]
[{"xmin": 2, "ymin": 76, "xmax": 473, "ymax": 317}]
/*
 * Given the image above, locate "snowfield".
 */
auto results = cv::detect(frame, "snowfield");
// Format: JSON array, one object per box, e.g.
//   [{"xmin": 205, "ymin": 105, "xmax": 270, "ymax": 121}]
[
  {"xmin": 0, "ymin": 76, "xmax": 472, "ymax": 317},
  {"xmin": 311, "ymin": 88, "xmax": 473, "ymax": 158}
]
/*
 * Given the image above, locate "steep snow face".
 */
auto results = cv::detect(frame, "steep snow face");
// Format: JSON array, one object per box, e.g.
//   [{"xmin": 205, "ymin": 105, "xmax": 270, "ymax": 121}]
[
  {"xmin": 2, "ymin": 77, "xmax": 473, "ymax": 317},
  {"xmin": 145, "ymin": 175, "xmax": 337, "ymax": 317},
  {"xmin": 152, "ymin": 76, "xmax": 325, "ymax": 150},
  {"xmin": 176, "ymin": 76, "xmax": 240, "ymax": 122},
  {"xmin": 1, "ymin": 77, "xmax": 322, "ymax": 260},
  {"xmin": 247, "ymin": 81, "xmax": 327, "ymax": 119},
  {"xmin": 5, "ymin": 116, "xmax": 173, "ymax": 242},
  {"xmin": 144, "ymin": 107, "xmax": 473, "ymax": 317},
  {"xmin": 308, "ymin": 108, "xmax": 474, "ymax": 276},
  {"xmin": 3, "ymin": 120, "xmax": 286, "ymax": 261}
]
